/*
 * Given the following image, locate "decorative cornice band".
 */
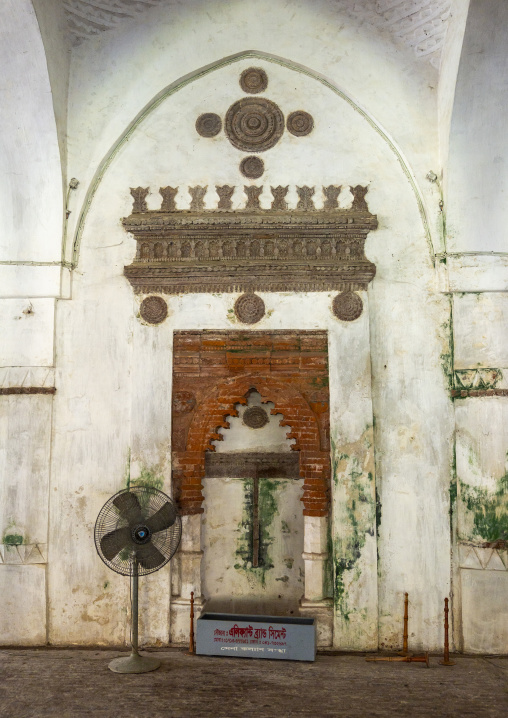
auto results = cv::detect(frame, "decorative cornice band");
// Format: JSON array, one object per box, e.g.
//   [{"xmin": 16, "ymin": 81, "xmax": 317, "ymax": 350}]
[
  {"xmin": 452, "ymin": 388, "xmax": 508, "ymax": 399},
  {"xmin": 123, "ymin": 208, "xmax": 377, "ymax": 294},
  {"xmin": 0, "ymin": 387, "xmax": 56, "ymax": 395}
]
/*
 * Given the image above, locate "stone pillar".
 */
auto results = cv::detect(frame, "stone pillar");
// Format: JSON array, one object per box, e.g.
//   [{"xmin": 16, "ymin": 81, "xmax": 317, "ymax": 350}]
[
  {"xmin": 170, "ymin": 513, "xmax": 204, "ymax": 643},
  {"xmin": 299, "ymin": 514, "xmax": 333, "ymax": 647}
]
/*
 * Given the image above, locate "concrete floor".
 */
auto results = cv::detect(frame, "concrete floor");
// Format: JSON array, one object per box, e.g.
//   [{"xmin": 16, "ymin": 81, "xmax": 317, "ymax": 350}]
[{"xmin": 0, "ymin": 649, "xmax": 506, "ymax": 718}]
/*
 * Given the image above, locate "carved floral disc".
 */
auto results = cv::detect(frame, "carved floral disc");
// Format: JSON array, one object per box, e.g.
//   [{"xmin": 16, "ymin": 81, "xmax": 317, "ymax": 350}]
[
  {"xmin": 139, "ymin": 295, "xmax": 168, "ymax": 324},
  {"xmin": 172, "ymin": 391, "xmax": 196, "ymax": 415},
  {"xmin": 240, "ymin": 156, "xmax": 264, "ymax": 178},
  {"xmin": 234, "ymin": 293, "xmax": 265, "ymax": 324},
  {"xmin": 243, "ymin": 406, "xmax": 269, "ymax": 429},
  {"xmin": 287, "ymin": 111, "xmax": 314, "ymax": 137},
  {"xmin": 239, "ymin": 67, "xmax": 268, "ymax": 94},
  {"xmin": 225, "ymin": 98, "xmax": 284, "ymax": 153},
  {"xmin": 332, "ymin": 291, "xmax": 363, "ymax": 322},
  {"xmin": 195, "ymin": 113, "xmax": 222, "ymax": 138}
]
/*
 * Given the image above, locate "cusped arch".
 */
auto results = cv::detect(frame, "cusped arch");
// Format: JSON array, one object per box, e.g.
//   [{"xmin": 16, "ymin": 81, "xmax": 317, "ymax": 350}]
[{"xmin": 175, "ymin": 373, "xmax": 330, "ymax": 518}]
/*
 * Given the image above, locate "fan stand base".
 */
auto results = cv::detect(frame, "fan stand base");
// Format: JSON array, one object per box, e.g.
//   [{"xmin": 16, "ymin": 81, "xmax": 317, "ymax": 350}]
[{"xmin": 108, "ymin": 652, "xmax": 161, "ymax": 674}]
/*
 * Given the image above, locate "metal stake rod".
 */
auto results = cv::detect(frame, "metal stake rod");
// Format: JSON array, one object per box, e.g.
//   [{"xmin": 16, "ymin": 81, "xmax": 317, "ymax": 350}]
[
  {"xmin": 439, "ymin": 597, "xmax": 456, "ymax": 666},
  {"xmin": 398, "ymin": 592, "xmax": 410, "ymax": 656},
  {"xmin": 367, "ymin": 652, "xmax": 429, "ymax": 668},
  {"xmin": 189, "ymin": 591, "xmax": 195, "ymax": 654}
]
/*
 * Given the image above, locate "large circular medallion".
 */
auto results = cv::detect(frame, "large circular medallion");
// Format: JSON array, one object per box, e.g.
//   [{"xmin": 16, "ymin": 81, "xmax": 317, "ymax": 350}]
[
  {"xmin": 240, "ymin": 156, "xmax": 264, "ymax": 178},
  {"xmin": 287, "ymin": 110, "xmax": 314, "ymax": 137},
  {"xmin": 195, "ymin": 112, "xmax": 222, "ymax": 138},
  {"xmin": 240, "ymin": 67, "xmax": 268, "ymax": 94},
  {"xmin": 243, "ymin": 406, "xmax": 269, "ymax": 429},
  {"xmin": 139, "ymin": 295, "xmax": 168, "ymax": 324},
  {"xmin": 225, "ymin": 98, "xmax": 284, "ymax": 153},
  {"xmin": 234, "ymin": 293, "xmax": 265, "ymax": 324},
  {"xmin": 332, "ymin": 291, "xmax": 363, "ymax": 322}
]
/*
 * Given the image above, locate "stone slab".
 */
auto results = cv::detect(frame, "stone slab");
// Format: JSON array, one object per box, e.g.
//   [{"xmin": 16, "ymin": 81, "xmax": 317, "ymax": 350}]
[{"xmin": 196, "ymin": 612, "xmax": 316, "ymax": 661}]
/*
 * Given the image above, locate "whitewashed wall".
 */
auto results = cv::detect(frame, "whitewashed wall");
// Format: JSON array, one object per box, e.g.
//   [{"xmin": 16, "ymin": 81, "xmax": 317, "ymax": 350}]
[
  {"xmin": 2, "ymin": 0, "xmax": 506, "ymax": 653},
  {"xmin": 42, "ymin": 47, "xmax": 454, "ymax": 652}
]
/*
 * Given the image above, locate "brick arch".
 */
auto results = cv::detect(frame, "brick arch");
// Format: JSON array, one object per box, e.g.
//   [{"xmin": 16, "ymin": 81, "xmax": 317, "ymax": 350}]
[{"xmin": 175, "ymin": 373, "xmax": 330, "ymax": 518}]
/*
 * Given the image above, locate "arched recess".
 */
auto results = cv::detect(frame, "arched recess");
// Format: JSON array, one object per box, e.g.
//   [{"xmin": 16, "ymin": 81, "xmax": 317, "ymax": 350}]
[
  {"xmin": 70, "ymin": 49, "xmax": 435, "ymax": 268},
  {"xmin": 173, "ymin": 373, "xmax": 330, "ymax": 519}
]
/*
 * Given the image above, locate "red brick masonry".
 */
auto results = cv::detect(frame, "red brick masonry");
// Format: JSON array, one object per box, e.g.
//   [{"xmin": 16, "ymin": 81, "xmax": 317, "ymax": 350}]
[{"xmin": 172, "ymin": 331, "xmax": 330, "ymax": 517}]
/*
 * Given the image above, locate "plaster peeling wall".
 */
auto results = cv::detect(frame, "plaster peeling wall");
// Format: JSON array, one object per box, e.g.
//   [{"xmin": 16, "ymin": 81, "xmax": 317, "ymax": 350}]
[{"xmin": 44, "ymin": 48, "xmax": 454, "ymax": 652}]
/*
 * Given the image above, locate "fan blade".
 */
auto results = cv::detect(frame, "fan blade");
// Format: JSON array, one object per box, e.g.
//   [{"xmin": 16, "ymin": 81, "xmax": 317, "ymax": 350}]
[
  {"xmin": 113, "ymin": 492, "xmax": 143, "ymax": 526},
  {"xmin": 145, "ymin": 501, "xmax": 177, "ymax": 534},
  {"xmin": 100, "ymin": 527, "xmax": 132, "ymax": 561},
  {"xmin": 135, "ymin": 542, "xmax": 166, "ymax": 570}
]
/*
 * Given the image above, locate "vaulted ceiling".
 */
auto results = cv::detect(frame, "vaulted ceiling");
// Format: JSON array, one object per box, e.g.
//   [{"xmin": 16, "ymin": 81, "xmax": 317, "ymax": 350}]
[{"xmin": 63, "ymin": 0, "xmax": 452, "ymax": 69}]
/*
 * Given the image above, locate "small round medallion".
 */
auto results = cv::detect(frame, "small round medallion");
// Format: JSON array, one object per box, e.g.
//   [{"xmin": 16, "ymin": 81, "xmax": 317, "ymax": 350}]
[
  {"xmin": 234, "ymin": 293, "xmax": 265, "ymax": 324},
  {"xmin": 225, "ymin": 98, "xmax": 284, "ymax": 153},
  {"xmin": 195, "ymin": 112, "xmax": 222, "ymax": 138},
  {"xmin": 243, "ymin": 406, "xmax": 269, "ymax": 429},
  {"xmin": 172, "ymin": 391, "xmax": 196, "ymax": 415},
  {"xmin": 332, "ymin": 291, "xmax": 363, "ymax": 322},
  {"xmin": 287, "ymin": 110, "xmax": 314, "ymax": 137},
  {"xmin": 139, "ymin": 295, "xmax": 168, "ymax": 324},
  {"xmin": 240, "ymin": 67, "xmax": 269, "ymax": 94},
  {"xmin": 240, "ymin": 156, "xmax": 265, "ymax": 179}
]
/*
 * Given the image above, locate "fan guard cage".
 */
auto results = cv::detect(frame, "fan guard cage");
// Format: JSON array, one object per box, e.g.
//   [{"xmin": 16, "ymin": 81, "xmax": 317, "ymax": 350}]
[{"xmin": 94, "ymin": 487, "xmax": 182, "ymax": 577}]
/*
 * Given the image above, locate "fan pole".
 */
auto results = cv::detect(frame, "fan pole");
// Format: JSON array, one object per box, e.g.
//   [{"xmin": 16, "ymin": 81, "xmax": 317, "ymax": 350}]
[
  {"xmin": 108, "ymin": 560, "xmax": 161, "ymax": 674},
  {"xmin": 131, "ymin": 560, "xmax": 139, "ymax": 656}
]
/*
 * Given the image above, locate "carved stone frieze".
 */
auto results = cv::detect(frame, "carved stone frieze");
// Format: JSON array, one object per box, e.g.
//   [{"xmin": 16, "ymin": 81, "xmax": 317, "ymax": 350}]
[
  {"xmin": 123, "ymin": 193, "xmax": 378, "ymax": 294},
  {"xmin": 287, "ymin": 110, "xmax": 314, "ymax": 137},
  {"xmin": 234, "ymin": 293, "xmax": 266, "ymax": 324},
  {"xmin": 139, "ymin": 295, "xmax": 168, "ymax": 324},
  {"xmin": 240, "ymin": 156, "xmax": 264, "ymax": 179},
  {"xmin": 196, "ymin": 113, "xmax": 222, "ymax": 137},
  {"xmin": 243, "ymin": 406, "xmax": 269, "ymax": 428},
  {"xmin": 225, "ymin": 98, "xmax": 284, "ymax": 152},
  {"xmin": 239, "ymin": 67, "xmax": 268, "ymax": 94},
  {"xmin": 332, "ymin": 291, "xmax": 363, "ymax": 321}
]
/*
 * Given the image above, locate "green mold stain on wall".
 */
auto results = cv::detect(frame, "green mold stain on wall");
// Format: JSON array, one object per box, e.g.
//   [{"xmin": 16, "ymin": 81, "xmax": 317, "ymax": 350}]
[
  {"xmin": 234, "ymin": 479, "xmax": 281, "ymax": 587},
  {"xmin": 460, "ymin": 470, "xmax": 508, "ymax": 543},
  {"xmin": 331, "ymin": 429, "xmax": 376, "ymax": 621},
  {"xmin": 3, "ymin": 533, "xmax": 23, "ymax": 545}
]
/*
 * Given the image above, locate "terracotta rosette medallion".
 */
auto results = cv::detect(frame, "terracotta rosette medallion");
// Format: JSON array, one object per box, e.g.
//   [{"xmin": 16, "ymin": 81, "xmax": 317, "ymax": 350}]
[
  {"xmin": 225, "ymin": 98, "xmax": 284, "ymax": 152},
  {"xmin": 287, "ymin": 110, "xmax": 314, "ymax": 137},
  {"xmin": 195, "ymin": 112, "xmax": 222, "ymax": 138},
  {"xmin": 239, "ymin": 67, "xmax": 269, "ymax": 94},
  {"xmin": 234, "ymin": 293, "xmax": 266, "ymax": 324},
  {"xmin": 240, "ymin": 156, "xmax": 265, "ymax": 178},
  {"xmin": 332, "ymin": 291, "xmax": 363, "ymax": 321},
  {"xmin": 243, "ymin": 406, "xmax": 269, "ymax": 428},
  {"xmin": 139, "ymin": 295, "xmax": 168, "ymax": 324}
]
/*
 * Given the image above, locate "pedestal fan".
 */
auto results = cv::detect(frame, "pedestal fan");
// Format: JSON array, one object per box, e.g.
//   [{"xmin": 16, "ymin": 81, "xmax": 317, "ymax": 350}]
[{"xmin": 94, "ymin": 486, "xmax": 181, "ymax": 673}]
